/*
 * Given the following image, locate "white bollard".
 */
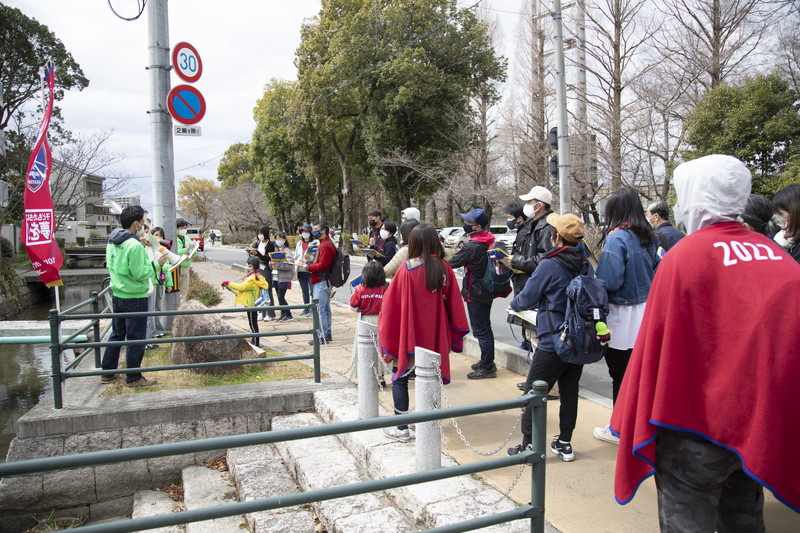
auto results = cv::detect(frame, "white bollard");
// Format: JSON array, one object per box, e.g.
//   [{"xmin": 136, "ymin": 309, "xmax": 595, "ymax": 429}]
[
  {"xmin": 415, "ymin": 346, "xmax": 441, "ymax": 472},
  {"xmin": 357, "ymin": 320, "xmax": 379, "ymax": 419}
]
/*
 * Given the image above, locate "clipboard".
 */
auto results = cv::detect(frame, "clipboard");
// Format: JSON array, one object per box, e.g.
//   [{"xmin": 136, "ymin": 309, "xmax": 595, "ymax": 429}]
[
  {"xmin": 487, "ymin": 246, "xmax": 524, "ymax": 274},
  {"xmin": 361, "ymin": 248, "xmax": 385, "ymax": 258},
  {"xmin": 507, "ymin": 308, "xmax": 537, "ymax": 327}
]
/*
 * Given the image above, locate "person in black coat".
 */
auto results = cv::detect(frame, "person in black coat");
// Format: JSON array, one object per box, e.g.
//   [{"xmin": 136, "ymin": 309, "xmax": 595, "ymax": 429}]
[
  {"xmin": 448, "ymin": 209, "xmax": 498, "ymax": 379},
  {"xmin": 246, "ymin": 225, "xmax": 276, "ymax": 321},
  {"xmin": 502, "ymin": 186, "xmax": 554, "ymax": 351}
]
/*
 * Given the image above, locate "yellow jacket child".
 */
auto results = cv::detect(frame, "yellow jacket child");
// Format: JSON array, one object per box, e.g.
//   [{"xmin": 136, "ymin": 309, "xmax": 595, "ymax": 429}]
[{"xmin": 222, "ymin": 262, "xmax": 270, "ymax": 307}]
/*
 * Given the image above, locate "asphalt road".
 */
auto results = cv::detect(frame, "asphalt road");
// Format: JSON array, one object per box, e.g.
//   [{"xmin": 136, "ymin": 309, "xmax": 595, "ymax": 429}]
[{"xmin": 203, "ymin": 243, "xmax": 613, "ymax": 402}]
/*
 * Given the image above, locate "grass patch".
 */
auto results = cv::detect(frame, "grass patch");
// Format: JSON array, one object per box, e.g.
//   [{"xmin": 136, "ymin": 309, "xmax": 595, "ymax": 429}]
[
  {"xmin": 100, "ymin": 340, "xmax": 318, "ymax": 396},
  {"xmin": 185, "ymin": 271, "xmax": 222, "ymax": 307}
]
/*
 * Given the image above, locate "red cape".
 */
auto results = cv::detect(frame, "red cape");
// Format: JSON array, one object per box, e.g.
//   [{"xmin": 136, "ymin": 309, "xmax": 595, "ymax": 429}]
[
  {"xmin": 610, "ymin": 222, "xmax": 800, "ymax": 512},
  {"xmin": 378, "ymin": 258, "xmax": 470, "ymax": 384}
]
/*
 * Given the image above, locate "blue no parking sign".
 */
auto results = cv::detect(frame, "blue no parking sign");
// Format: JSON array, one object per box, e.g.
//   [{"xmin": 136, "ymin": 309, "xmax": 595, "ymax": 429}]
[{"xmin": 166, "ymin": 85, "xmax": 206, "ymax": 125}]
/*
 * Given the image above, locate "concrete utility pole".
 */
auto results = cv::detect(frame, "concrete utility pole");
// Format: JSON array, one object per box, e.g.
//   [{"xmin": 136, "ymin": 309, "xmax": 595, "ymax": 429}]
[
  {"xmin": 552, "ymin": 0, "xmax": 572, "ymax": 214},
  {"xmin": 147, "ymin": 0, "xmax": 176, "ymax": 243}
]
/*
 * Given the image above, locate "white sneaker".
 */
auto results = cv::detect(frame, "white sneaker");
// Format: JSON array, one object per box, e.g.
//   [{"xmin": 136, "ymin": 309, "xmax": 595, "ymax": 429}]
[
  {"xmin": 261, "ymin": 316, "xmax": 273, "ymax": 322},
  {"xmin": 383, "ymin": 426, "xmax": 411, "ymax": 443},
  {"xmin": 593, "ymin": 425, "xmax": 620, "ymax": 445}
]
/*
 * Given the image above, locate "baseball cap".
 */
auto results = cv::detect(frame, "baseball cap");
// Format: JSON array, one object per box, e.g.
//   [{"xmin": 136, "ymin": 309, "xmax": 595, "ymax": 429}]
[
  {"xmin": 460, "ymin": 208, "xmax": 489, "ymax": 228},
  {"xmin": 546, "ymin": 213, "xmax": 584, "ymax": 243},
  {"xmin": 519, "ymin": 185, "xmax": 553, "ymax": 205}
]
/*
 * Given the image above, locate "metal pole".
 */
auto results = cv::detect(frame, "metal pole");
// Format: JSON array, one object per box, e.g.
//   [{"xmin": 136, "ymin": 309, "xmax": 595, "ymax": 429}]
[
  {"xmin": 147, "ymin": 0, "xmax": 176, "ymax": 245},
  {"xmin": 415, "ymin": 346, "xmax": 441, "ymax": 472},
  {"xmin": 311, "ymin": 298, "xmax": 321, "ymax": 383},
  {"xmin": 49, "ymin": 308, "xmax": 64, "ymax": 409},
  {"xmin": 357, "ymin": 319, "xmax": 379, "ymax": 419},
  {"xmin": 530, "ymin": 379, "xmax": 548, "ymax": 533},
  {"xmin": 552, "ymin": 0, "xmax": 572, "ymax": 214},
  {"xmin": 91, "ymin": 291, "xmax": 102, "ymax": 367}
]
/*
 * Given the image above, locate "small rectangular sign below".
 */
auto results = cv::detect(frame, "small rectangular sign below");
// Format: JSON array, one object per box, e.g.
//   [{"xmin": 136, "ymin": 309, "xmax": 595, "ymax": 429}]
[{"xmin": 174, "ymin": 126, "xmax": 202, "ymax": 136}]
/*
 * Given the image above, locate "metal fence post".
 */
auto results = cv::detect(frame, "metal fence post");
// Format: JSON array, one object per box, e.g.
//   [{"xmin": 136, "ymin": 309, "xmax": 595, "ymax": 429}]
[
  {"xmin": 415, "ymin": 346, "xmax": 441, "ymax": 472},
  {"xmin": 49, "ymin": 308, "xmax": 64, "ymax": 409},
  {"xmin": 91, "ymin": 291, "xmax": 101, "ymax": 367},
  {"xmin": 311, "ymin": 298, "xmax": 320, "ymax": 383},
  {"xmin": 530, "ymin": 379, "xmax": 548, "ymax": 533},
  {"xmin": 357, "ymin": 320, "xmax": 379, "ymax": 419}
]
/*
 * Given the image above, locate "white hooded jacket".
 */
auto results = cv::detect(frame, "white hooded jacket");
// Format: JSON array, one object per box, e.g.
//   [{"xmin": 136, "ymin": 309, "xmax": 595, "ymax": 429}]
[{"xmin": 673, "ymin": 154, "xmax": 751, "ymax": 234}]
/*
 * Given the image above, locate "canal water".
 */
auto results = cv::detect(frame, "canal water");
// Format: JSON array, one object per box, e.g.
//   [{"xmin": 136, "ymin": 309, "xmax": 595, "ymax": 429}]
[{"xmin": 0, "ymin": 285, "xmax": 98, "ymax": 461}]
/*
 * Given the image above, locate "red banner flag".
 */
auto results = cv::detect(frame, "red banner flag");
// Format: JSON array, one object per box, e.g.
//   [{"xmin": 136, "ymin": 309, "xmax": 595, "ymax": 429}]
[{"xmin": 21, "ymin": 64, "xmax": 63, "ymax": 288}]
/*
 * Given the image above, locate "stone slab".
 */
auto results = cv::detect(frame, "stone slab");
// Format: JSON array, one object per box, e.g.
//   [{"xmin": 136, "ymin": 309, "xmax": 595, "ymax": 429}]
[
  {"xmin": 424, "ymin": 489, "xmax": 528, "ymax": 532},
  {"xmin": 253, "ymin": 511, "xmax": 316, "ymax": 533},
  {"xmin": 131, "ymin": 490, "xmax": 183, "ymax": 533},
  {"xmin": 226, "ymin": 444, "xmax": 279, "ymax": 476},
  {"xmin": 331, "ymin": 505, "xmax": 414, "ymax": 533},
  {"xmin": 182, "ymin": 466, "xmax": 247, "ymax": 533}
]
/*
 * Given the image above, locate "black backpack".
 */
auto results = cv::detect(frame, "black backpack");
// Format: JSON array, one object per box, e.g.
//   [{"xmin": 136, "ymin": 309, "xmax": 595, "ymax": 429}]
[
  {"xmin": 545, "ymin": 267, "xmax": 609, "ymax": 365},
  {"xmin": 479, "ymin": 247, "xmax": 514, "ymax": 296},
  {"xmin": 321, "ymin": 242, "xmax": 350, "ymax": 288}
]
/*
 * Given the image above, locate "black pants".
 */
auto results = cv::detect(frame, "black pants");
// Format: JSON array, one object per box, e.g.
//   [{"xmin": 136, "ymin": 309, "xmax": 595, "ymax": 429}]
[
  {"xmin": 276, "ymin": 287, "xmax": 292, "ymax": 318},
  {"xmin": 521, "ymin": 347, "xmax": 583, "ymax": 444},
  {"xmin": 260, "ymin": 270, "xmax": 276, "ymax": 319},
  {"xmin": 604, "ymin": 347, "xmax": 632, "ymax": 404},
  {"xmin": 655, "ymin": 428, "xmax": 764, "ymax": 533},
  {"xmin": 467, "ymin": 301, "xmax": 495, "ymax": 369},
  {"xmin": 247, "ymin": 311, "xmax": 260, "ymax": 346}
]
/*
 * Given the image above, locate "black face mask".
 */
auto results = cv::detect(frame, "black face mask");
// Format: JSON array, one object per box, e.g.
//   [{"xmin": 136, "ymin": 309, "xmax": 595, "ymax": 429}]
[
  {"xmin": 506, "ymin": 219, "xmax": 517, "ymax": 230},
  {"xmin": 368, "ymin": 219, "xmax": 377, "ymax": 227}
]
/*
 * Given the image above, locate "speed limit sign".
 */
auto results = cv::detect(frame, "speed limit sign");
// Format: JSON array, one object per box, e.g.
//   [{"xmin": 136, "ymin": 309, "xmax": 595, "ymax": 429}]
[{"xmin": 172, "ymin": 42, "xmax": 203, "ymax": 83}]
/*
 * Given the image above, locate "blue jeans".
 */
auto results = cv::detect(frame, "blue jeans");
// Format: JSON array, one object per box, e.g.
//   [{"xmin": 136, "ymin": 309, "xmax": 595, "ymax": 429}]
[
  {"xmin": 102, "ymin": 296, "xmax": 148, "ymax": 383},
  {"xmin": 312, "ymin": 280, "xmax": 332, "ymax": 338},
  {"xmin": 391, "ymin": 366, "xmax": 410, "ymax": 430},
  {"xmin": 467, "ymin": 301, "xmax": 495, "ymax": 369}
]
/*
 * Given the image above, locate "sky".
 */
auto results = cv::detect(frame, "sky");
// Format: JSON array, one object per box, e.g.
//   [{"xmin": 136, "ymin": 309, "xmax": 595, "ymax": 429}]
[{"xmin": 5, "ymin": 1, "xmax": 527, "ymax": 212}]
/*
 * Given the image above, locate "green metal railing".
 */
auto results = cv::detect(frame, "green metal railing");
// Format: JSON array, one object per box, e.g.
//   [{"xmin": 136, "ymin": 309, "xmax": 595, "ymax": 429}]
[
  {"xmin": 0, "ymin": 383, "xmax": 550, "ymax": 533},
  {"xmin": 49, "ymin": 278, "xmax": 322, "ymax": 408}
]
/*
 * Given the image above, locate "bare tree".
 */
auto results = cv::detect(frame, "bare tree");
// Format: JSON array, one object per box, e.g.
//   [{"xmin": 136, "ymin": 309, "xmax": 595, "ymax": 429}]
[
  {"xmin": 49, "ymin": 130, "xmax": 126, "ymax": 229},
  {"xmin": 503, "ymin": 0, "xmax": 553, "ymax": 195},
  {"xmin": 657, "ymin": 0, "xmax": 772, "ymax": 90},
  {"xmin": 211, "ymin": 182, "xmax": 275, "ymax": 243},
  {"xmin": 583, "ymin": 0, "xmax": 659, "ymax": 189}
]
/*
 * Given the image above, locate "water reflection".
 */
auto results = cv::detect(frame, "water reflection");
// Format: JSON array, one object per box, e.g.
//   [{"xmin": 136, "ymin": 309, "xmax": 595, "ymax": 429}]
[{"xmin": 0, "ymin": 284, "xmax": 99, "ymax": 461}]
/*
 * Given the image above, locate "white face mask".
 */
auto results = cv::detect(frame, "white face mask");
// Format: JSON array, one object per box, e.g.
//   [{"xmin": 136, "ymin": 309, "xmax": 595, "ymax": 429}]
[
  {"xmin": 136, "ymin": 223, "xmax": 146, "ymax": 238},
  {"xmin": 258, "ymin": 234, "xmax": 266, "ymax": 242},
  {"xmin": 178, "ymin": 229, "xmax": 187, "ymax": 237},
  {"xmin": 380, "ymin": 229, "xmax": 390, "ymax": 240},
  {"xmin": 523, "ymin": 203, "xmax": 537, "ymax": 219},
  {"xmin": 275, "ymin": 239, "xmax": 285, "ymax": 247},
  {"xmin": 301, "ymin": 232, "xmax": 311, "ymax": 240}
]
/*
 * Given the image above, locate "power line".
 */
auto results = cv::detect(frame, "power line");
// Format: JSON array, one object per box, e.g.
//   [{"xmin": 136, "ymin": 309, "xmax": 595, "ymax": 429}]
[{"xmin": 107, "ymin": 0, "xmax": 147, "ymax": 21}]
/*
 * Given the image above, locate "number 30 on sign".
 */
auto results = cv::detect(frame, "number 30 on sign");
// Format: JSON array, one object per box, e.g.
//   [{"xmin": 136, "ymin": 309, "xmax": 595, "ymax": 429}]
[{"xmin": 172, "ymin": 42, "xmax": 203, "ymax": 83}]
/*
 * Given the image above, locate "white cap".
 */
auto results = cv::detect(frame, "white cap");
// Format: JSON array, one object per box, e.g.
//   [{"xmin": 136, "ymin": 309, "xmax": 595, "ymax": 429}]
[
  {"xmin": 519, "ymin": 185, "xmax": 553, "ymax": 205},
  {"xmin": 401, "ymin": 207, "xmax": 420, "ymax": 222}
]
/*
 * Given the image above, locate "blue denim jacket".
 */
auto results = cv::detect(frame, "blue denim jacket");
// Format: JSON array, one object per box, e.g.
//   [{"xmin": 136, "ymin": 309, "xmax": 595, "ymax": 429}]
[{"xmin": 596, "ymin": 228, "xmax": 657, "ymax": 305}]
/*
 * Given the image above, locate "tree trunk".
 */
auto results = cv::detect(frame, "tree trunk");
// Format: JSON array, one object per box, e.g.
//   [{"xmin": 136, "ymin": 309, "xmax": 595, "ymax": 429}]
[{"xmin": 330, "ymin": 137, "xmax": 354, "ymax": 254}]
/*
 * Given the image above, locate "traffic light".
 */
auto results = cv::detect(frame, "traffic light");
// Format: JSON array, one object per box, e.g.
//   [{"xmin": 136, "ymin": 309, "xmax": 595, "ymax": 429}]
[
  {"xmin": 548, "ymin": 127, "xmax": 558, "ymax": 151},
  {"xmin": 549, "ymin": 154, "xmax": 559, "ymax": 186}
]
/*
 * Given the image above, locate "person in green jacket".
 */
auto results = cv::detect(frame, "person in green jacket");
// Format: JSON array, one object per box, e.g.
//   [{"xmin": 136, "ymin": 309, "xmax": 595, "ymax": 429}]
[
  {"xmin": 176, "ymin": 218, "xmax": 194, "ymax": 299},
  {"xmin": 101, "ymin": 206, "xmax": 165, "ymax": 388}
]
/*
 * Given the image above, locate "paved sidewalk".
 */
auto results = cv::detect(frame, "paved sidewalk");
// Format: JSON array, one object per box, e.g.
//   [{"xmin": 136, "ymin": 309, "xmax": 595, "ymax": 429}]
[{"xmin": 193, "ymin": 261, "xmax": 796, "ymax": 533}]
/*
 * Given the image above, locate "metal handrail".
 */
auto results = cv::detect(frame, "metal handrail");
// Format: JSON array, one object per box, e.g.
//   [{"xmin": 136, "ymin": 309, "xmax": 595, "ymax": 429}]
[
  {"xmin": 49, "ymin": 278, "xmax": 323, "ymax": 408},
  {"xmin": 1, "ymin": 385, "xmax": 550, "ymax": 533}
]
